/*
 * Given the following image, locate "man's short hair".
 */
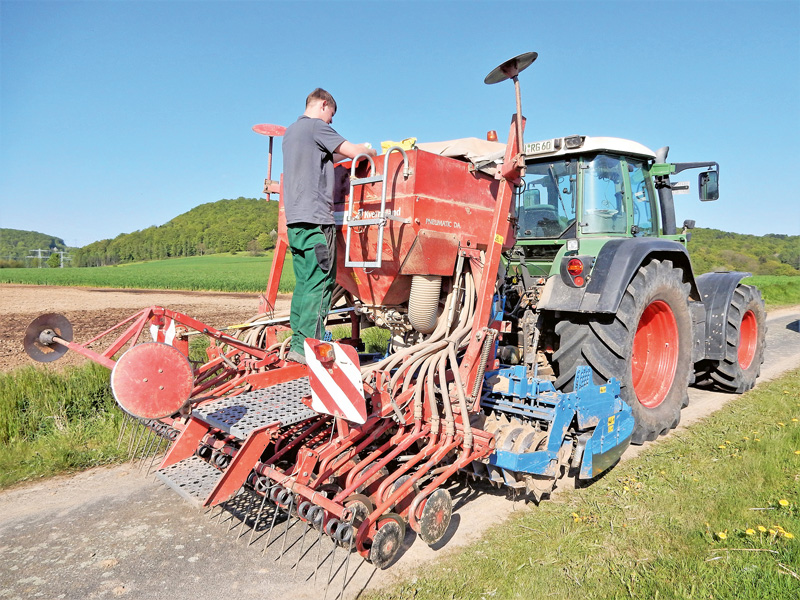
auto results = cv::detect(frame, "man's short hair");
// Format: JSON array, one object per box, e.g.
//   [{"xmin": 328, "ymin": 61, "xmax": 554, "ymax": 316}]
[{"xmin": 306, "ymin": 88, "xmax": 337, "ymax": 113}]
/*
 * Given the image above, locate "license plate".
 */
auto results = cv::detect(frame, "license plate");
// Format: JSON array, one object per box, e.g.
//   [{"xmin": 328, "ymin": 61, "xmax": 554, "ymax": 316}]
[{"xmin": 524, "ymin": 138, "xmax": 559, "ymax": 155}]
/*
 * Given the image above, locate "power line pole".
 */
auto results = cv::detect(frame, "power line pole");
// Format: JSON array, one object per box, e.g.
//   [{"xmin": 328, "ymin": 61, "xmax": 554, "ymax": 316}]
[{"xmin": 27, "ymin": 248, "xmax": 47, "ymax": 268}]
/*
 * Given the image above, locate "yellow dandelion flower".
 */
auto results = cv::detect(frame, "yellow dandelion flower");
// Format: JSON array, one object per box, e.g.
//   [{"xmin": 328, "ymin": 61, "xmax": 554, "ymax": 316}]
[
  {"xmin": 718, "ymin": 445, "xmax": 727, "ymax": 449},
  {"xmin": 777, "ymin": 422, "xmax": 785, "ymax": 427},
  {"xmin": 785, "ymin": 532, "xmax": 795, "ymax": 539},
  {"xmin": 769, "ymin": 529, "xmax": 777, "ymax": 536},
  {"xmin": 755, "ymin": 438, "xmax": 761, "ymax": 442},
  {"xmin": 746, "ymin": 528, "xmax": 755, "ymax": 536},
  {"xmin": 758, "ymin": 526, "xmax": 767, "ymax": 532},
  {"xmin": 779, "ymin": 499, "xmax": 790, "ymax": 507},
  {"xmin": 743, "ymin": 437, "xmax": 749, "ymax": 441},
  {"xmin": 717, "ymin": 532, "xmax": 727, "ymax": 540},
  {"xmin": 794, "ymin": 450, "xmax": 800, "ymax": 455},
  {"xmin": 623, "ymin": 486, "xmax": 630, "ymax": 491},
  {"xmin": 792, "ymin": 418, "xmax": 799, "ymax": 422},
  {"xmin": 660, "ymin": 470, "xmax": 666, "ymax": 475},
  {"xmin": 725, "ymin": 440, "xmax": 731, "ymax": 444}
]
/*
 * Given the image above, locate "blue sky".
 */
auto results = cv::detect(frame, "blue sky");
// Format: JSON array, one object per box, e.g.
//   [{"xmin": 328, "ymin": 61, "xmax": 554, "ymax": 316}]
[{"xmin": 1, "ymin": 0, "xmax": 798, "ymax": 247}]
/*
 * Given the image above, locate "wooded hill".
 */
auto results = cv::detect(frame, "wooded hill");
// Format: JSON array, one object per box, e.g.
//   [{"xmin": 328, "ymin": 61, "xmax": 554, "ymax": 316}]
[
  {"xmin": 3, "ymin": 197, "xmax": 798, "ymax": 276},
  {"xmin": 72, "ymin": 197, "xmax": 280, "ymax": 267},
  {"xmin": 687, "ymin": 228, "xmax": 798, "ymax": 276},
  {"xmin": 0, "ymin": 229, "xmax": 67, "ymax": 266}
]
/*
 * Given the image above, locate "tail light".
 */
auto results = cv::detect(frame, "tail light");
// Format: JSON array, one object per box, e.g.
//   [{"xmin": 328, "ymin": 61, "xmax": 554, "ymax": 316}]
[{"xmin": 561, "ymin": 256, "xmax": 593, "ymax": 288}]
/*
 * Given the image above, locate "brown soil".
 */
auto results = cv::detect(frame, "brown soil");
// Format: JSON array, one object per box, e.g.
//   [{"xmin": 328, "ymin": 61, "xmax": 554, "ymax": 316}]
[{"xmin": 0, "ymin": 284, "xmax": 291, "ymax": 372}]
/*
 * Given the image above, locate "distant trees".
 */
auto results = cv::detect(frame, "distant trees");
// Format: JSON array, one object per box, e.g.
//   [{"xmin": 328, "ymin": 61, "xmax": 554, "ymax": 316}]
[
  {"xmin": 72, "ymin": 197, "xmax": 280, "ymax": 267},
  {"xmin": 688, "ymin": 228, "xmax": 799, "ymax": 275},
  {"xmin": 0, "ymin": 229, "xmax": 67, "ymax": 264}
]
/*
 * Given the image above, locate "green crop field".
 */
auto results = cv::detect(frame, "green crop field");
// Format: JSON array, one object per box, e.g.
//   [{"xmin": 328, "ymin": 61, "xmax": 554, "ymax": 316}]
[{"xmin": 0, "ymin": 252, "xmax": 295, "ymax": 293}]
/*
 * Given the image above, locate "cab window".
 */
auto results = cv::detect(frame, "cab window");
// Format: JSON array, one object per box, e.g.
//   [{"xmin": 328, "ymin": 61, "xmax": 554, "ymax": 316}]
[
  {"xmin": 582, "ymin": 154, "xmax": 628, "ymax": 234},
  {"xmin": 517, "ymin": 159, "xmax": 577, "ymax": 238}
]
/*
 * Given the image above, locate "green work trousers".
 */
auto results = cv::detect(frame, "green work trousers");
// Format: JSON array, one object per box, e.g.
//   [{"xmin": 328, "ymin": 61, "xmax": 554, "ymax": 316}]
[{"xmin": 287, "ymin": 223, "xmax": 337, "ymax": 356}]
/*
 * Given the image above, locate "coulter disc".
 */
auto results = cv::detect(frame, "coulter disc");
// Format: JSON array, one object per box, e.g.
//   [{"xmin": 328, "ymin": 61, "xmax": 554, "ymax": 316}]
[{"xmin": 23, "ymin": 313, "xmax": 73, "ymax": 362}]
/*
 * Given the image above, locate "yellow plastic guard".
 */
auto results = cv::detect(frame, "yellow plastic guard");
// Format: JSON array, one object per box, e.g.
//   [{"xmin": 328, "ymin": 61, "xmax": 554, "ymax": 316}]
[{"xmin": 380, "ymin": 137, "xmax": 417, "ymax": 153}]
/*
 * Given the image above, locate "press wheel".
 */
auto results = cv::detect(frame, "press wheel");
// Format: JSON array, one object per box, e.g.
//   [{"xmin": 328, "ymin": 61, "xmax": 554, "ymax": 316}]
[{"xmin": 418, "ymin": 488, "xmax": 452, "ymax": 545}]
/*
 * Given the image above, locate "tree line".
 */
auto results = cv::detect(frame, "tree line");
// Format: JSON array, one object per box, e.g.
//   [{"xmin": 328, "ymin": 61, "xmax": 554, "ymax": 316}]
[{"xmin": 72, "ymin": 198, "xmax": 280, "ymax": 267}]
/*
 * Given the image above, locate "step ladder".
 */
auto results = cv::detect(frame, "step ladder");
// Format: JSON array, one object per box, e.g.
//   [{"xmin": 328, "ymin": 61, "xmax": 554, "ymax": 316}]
[
  {"xmin": 155, "ymin": 378, "xmax": 316, "ymax": 507},
  {"xmin": 344, "ymin": 146, "xmax": 412, "ymax": 269}
]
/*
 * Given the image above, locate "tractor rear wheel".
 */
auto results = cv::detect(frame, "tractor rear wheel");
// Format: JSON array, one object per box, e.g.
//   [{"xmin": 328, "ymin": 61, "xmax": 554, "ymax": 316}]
[
  {"xmin": 553, "ymin": 259, "xmax": 693, "ymax": 444},
  {"xmin": 706, "ymin": 284, "xmax": 766, "ymax": 393}
]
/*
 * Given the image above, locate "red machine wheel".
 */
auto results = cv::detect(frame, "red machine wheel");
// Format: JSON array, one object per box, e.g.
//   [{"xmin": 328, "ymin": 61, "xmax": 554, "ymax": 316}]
[
  {"xmin": 368, "ymin": 515, "xmax": 405, "ymax": 569},
  {"xmin": 738, "ymin": 310, "xmax": 758, "ymax": 369},
  {"xmin": 554, "ymin": 259, "xmax": 693, "ymax": 444},
  {"xmin": 417, "ymin": 488, "xmax": 452, "ymax": 546},
  {"xmin": 706, "ymin": 284, "xmax": 766, "ymax": 393},
  {"xmin": 110, "ymin": 342, "xmax": 194, "ymax": 419},
  {"xmin": 631, "ymin": 300, "xmax": 679, "ymax": 408}
]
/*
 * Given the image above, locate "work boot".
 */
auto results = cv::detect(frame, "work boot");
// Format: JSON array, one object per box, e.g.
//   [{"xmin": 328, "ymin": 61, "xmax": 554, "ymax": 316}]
[{"xmin": 285, "ymin": 350, "xmax": 306, "ymax": 365}]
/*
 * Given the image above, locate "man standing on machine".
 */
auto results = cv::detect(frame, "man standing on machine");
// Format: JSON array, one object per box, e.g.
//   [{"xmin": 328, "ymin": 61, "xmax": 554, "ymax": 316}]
[{"xmin": 282, "ymin": 88, "xmax": 376, "ymax": 364}]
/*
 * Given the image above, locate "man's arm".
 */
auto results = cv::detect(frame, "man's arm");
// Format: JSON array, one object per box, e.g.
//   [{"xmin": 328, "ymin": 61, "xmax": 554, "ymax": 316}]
[{"xmin": 334, "ymin": 140, "xmax": 377, "ymax": 162}]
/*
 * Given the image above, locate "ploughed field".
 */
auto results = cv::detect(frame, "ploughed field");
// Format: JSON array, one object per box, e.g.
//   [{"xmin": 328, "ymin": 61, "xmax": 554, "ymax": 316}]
[{"xmin": 0, "ymin": 284, "xmax": 290, "ymax": 372}]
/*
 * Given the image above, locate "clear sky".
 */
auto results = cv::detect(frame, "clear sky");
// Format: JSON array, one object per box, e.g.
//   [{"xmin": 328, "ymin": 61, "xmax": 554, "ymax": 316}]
[{"xmin": 1, "ymin": 0, "xmax": 798, "ymax": 247}]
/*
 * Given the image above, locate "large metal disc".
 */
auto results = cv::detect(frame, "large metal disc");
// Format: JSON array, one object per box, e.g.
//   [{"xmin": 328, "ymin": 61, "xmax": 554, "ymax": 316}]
[
  {"xmin": 23, "ymin": 313, "xmax": 73, "ymax": 362},
  {"xmin": 418, "ymin": 488, "xmax": 453, "ymax": 545},
  {"xmin": 484, "ymin": 51, "xmax": 538, "ymax": 84},
  {"xmin": 110, "ymin": 342, "xmax": 194, "ymax": 419},
  {"xmin": 252, "ymin": 123, "xmax": 286, "ymax": 137}
]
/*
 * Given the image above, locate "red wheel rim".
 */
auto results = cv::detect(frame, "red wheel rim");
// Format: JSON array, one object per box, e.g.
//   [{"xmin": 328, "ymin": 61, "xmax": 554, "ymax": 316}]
[
  {"xmin": 631, "ymin": 300, "xmax": 679, "ymax": 408},
  {"xmin": 738, "ymin": 310, "xmax": 758, "ymax": 369}
]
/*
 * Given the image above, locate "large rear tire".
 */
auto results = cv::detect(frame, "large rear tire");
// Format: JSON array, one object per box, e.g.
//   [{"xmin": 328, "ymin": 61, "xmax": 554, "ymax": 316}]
[
  {"xmin": 706, "ymin": 284, "xmax": 766, "ymax": 393},
  {"xmin": 553, "ymin": 259, "xmax": 693, "ymax": 444}
]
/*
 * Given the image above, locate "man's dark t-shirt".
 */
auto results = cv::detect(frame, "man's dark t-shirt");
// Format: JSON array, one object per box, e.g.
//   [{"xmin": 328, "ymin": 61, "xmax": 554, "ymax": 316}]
[{"xmin": 282, "ymin": 116, "xmax": 346, "ymax": 225}]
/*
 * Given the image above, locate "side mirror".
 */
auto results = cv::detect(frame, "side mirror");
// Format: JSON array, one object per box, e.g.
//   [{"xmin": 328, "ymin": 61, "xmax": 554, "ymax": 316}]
[{"xmin": 698, "ymin": 170, "xmax": 719, "ymax": 202}]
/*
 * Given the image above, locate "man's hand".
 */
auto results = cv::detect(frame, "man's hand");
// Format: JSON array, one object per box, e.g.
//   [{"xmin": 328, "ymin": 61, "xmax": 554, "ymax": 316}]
[{"xmin": 335, "ymin": 140, "xmax": 378, "ymax": 161}]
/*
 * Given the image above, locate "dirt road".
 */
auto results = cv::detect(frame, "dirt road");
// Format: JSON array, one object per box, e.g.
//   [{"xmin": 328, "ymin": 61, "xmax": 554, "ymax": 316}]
[{"xmin": 0, "ymin": 291, "xmax": 798, "ymax": 600}]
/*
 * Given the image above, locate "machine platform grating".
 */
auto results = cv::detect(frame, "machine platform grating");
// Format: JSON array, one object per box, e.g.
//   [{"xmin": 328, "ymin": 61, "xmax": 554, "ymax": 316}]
[
  {"xmin": 155, "ymin": 455, "xmax": 223, "ymax": 507},
  {"xmin": 193, "ymin": 377, "xmax": 317, "ymax": 439}
]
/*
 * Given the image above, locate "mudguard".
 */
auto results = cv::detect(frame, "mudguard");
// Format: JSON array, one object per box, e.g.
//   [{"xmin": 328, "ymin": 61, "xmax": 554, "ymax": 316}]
[
  {"xmin": 695, "ymin": 271, "xmax": 751, "ymax": 361},
  {"xmin": 538, "ymin": 238, "xmax": 700, "ymax": 313}
]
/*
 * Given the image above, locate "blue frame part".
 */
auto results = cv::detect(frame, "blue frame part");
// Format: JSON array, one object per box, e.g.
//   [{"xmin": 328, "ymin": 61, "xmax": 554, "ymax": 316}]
[{"xmin": 483, "ymin": 365, "xmax": 634, "ymax": 480}]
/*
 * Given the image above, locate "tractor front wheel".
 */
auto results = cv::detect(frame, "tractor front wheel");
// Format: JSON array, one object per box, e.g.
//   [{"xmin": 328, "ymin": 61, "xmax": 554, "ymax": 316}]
[{"xmin": 553, "ymin": 259, "xmax": 693, "ymax": 444}]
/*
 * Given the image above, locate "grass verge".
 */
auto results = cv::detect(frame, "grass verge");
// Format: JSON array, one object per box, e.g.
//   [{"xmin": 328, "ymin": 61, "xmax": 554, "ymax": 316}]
[
  {"xmin": 0, "ymin": 362, "xmax": 123, "ymax": 488},
  {"xmin": 369, "ymin": 370, "xmax": 800, "ymax": 600},
  {"xmin": 745, "ymin": 275, "xmax": 800, "ymax": 308}
]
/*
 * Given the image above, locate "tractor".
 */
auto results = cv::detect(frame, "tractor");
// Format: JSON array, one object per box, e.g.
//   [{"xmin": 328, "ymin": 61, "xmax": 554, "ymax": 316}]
[{"xmin": 23, "ymin": 52, "xmax": 766, "ymax": 586}]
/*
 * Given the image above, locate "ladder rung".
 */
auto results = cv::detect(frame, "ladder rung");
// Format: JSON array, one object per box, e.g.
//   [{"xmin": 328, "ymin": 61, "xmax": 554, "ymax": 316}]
[
  {"xmin": 347, "ymin": 218, "xmax": 383, "ymax": 227},
  {"xmin": 351, "ymin": 175, "xmax": 383, "ymax": 185}
]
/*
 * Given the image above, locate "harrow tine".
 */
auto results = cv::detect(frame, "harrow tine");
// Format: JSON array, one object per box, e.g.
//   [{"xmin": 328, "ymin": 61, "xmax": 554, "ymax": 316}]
[
  {"xmin": 147, "ymin": 434, "xmax": 167, "ymax": 474},
  {"xmin": 138, "ymin": 429, "xmax": 156, "ymax": 470},
  {"xmin": 324, "ymin": 536, "xmax": 338, "ymax": 600},
  {"xmin": 276, "ymin": 494, "xmax": 296, "ymax": 565},
  {"xmin": 130, "ymin": 421, "xmax": 149, "ymax": 461},
  {"xmin": 248, "ymin": 485, "xmax": 272, "ymax": 547},
  {"xmin": 337, "ymin": 517, "xmax": 356, "ymax": 600},
  {"xmin": 261, "ymin": 493, "xmax": 283, "ymax": 556},
  {"xmin": 215, "ymin": 500, "xmax": 230, "ymax": 526},
  {"xmin": 293, "ymin": 508, "xmax": 313, "ymax": 579},
  {"xmin": 237, "ymin": 489, "xmax": 259, "ymax": 541},
  {"xmin": 313, "ymin": 515, "xmax": 326, "ymax": 585},
  {"xmin": 126, "ymin": 419, "xmax": 141, "ymax": 456},
  {"xmin": 116, "ymin": 412, "xmax": 131, "ymax": 450}
]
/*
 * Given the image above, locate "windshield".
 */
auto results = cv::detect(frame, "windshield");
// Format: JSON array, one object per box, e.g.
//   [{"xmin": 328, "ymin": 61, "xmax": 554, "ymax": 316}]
[{"xmin": 517, "ymin": 159, "xmax": 577, "ymax": 238}]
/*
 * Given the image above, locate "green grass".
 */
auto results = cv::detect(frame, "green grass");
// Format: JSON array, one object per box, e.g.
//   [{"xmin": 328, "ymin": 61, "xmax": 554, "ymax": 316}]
[
  {"xmin": 369, "ymin": 371, "xmax": 800, "ymax": 600},
  {"xmin": 0, "ymin": 252, "xmax": 295, "ymax": 293},
  {"xmin": 745, "ymin": 275, "xmax": 800, "ymax": 308},
  {"xmin": 0, "ymin": 362, "xmax": 124, "ymax": 487}
]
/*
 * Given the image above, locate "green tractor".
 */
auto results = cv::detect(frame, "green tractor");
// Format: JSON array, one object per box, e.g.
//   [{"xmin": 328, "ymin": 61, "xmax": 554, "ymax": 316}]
[{"xmin": 502, "ymin": 135, "xmax": 767, "ymax": 444}]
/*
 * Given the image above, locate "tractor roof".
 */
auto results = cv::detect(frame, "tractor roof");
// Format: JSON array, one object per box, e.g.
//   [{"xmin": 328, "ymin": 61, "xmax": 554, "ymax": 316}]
[{"xmin": 524, "ymin": 136, "xmax": 657, "ymax": 160}]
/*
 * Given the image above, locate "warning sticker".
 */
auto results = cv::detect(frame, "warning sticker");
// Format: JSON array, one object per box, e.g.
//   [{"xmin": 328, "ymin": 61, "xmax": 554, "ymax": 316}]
[
  {"xmin": 495, "ymin": 234, "xmax": 504, "ymax": 245},
  {"xmin": 607, "ymin": 415, "xmax": 615, "ymax": 433}
]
